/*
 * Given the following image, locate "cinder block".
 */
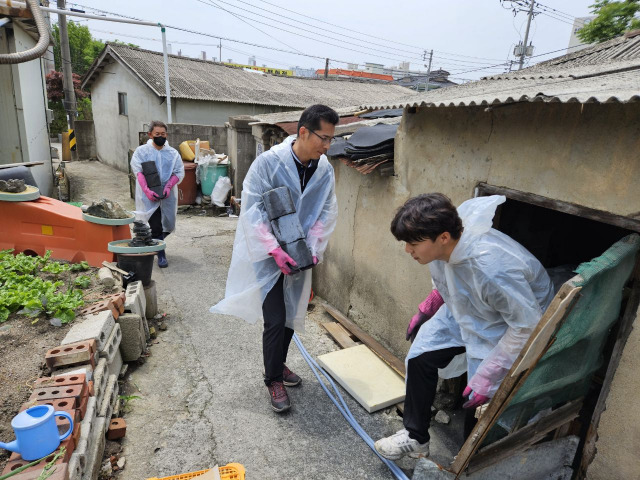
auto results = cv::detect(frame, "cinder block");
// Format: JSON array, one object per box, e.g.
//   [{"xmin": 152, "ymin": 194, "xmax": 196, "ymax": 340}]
[
  {"xmin": 78, "ymin": 394, "xmax": 88, "ymax": 420},
  {"xmin": 45, "ymin": 340, "xmax": 97, "ymax": 369},
  {"xmin": 100, "ymin": 323, "xmax": 121, "ymax": 362},
  {"xmin": 68, "ymin": 453, "xmax": 82, "ymax": 480},
  {"xmin": 35, "ymin": 373, "xmax": 87, "ymax": 389},
  {"xmin": 92, "ymin": 358, "xmax": 108, "ymax": 407},
  {"xmin": 108, "ymin": 349, "xmax": 123, "ymax": 379},
  {"xmin": 79, "ymin": 299, "xmax": 120, "ymax": 319},
  {"xmin": 263, "ymin": 186, "xmax": 296, "ymax": 220},
  {"xmin": 51, "ymin": 364, "xmax": 93, "ymax": 382},
  {"xmin": 29, "ymin": 384, "xmax": 85, "ymax": 407},
  {"xmin": 106, "ymin": 418, "xmax": 126, "ymax": 440},
  {"xmin": 125, "ymin": 281, "xmax": 149, "ymax": 340},
  {"xmin": 283, "ymin": 238, "xmax": 314, "ymax": 272},
  {"xmin": 117, "ymin": 313, "xmax": 144, "ymax": 362},
  {"xmin": 98, "ymin": 374, "xmax": 119, "ymax": 423},
  {"xmin": 81, "ymin": 416, "xmax": 105, "ymax": 480},
  {"xmin": 143, "ymin": 280, "xmax": 157, "ymax": 318},
  {"xmin": 62, "ymin": 311, "xmax": 116, "ymax": 352},
  {"xmin": 76, "ymin": 396, "xmax": 97, "ymax": 470},
  {"xmin": 2, "ymin": 460, "xmax": 67, "ymax": 479},
  {"xmin": 270, "ymin": 215, "xmax": 305, "ymax": 244}
]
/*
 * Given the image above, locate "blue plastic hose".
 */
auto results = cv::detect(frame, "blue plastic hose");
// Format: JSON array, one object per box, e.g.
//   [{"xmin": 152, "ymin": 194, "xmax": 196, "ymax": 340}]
[{"xmin": 293, "ymin": 333, "xmax": 410, "ymax": 480}]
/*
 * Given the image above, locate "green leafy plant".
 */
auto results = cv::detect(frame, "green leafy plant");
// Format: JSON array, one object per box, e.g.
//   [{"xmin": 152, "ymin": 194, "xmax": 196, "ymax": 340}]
[
  {"xmin": 74, "ymin": 276, "xmax": 91, "ymax": 289},
  {"xmin": 70, "ymin": 261, "xmax": 90, "ymax": 272},
  {"xmin": 578, "ymin": 0, "xmax": 640, "ymax": 43},
  {"xmin": 118, "ymin": 394, "xmax": 141, "ymax": 413}
]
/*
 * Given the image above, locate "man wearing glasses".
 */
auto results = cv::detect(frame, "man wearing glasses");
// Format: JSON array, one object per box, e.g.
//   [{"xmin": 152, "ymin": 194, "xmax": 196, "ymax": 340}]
[{"xmin": 212, "ymin": 104, "xmax": 339, "ymax": 413}]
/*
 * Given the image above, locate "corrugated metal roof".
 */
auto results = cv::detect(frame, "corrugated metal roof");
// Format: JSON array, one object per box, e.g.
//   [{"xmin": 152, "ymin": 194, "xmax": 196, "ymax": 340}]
[
  {"xmin": 361, "ymin": 33, "xmax": 640, "ymax": 110},
  {"xmin": 83, "ymin": 44, "xmax": 412, "ymax": 109}
]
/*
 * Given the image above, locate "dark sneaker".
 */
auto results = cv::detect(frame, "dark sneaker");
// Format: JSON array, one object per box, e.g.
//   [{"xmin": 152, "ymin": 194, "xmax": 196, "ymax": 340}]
[
  {"xmin": 267, "ymin": 381, "xmax": 290, "ymax": 413},
  {"xmin": 157, "ymin": 250, "xmax": 168, "ymax": 268},
  {"xmin": 283, "ymin": 365, "xmax": 301, "ymax": 387}
]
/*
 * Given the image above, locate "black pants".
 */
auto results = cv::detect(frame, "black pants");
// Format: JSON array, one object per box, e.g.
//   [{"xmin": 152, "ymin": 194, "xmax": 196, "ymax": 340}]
[
  {"xmin": 148, "ymin": 207, "xmax": 164, "ymax": 239},
  {"xmin": 262, "ymin": 274, "xmax": 294, "ymax": 385},
  {"xmin": 404, "ymin": 346, "xmax": 477, "ymax": 444}
]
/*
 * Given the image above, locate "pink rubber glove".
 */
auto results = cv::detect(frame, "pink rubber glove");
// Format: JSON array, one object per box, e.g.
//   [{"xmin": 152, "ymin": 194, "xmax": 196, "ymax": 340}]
[
  {"xmin": 462, "ymin": 386, "xmax": 490, "ymax": 409},
  {"xmin": 163, "ymin": 174, "xmax": 180, "ymax": 198},
  {"xmin": 269, "ymin": 246, "xmax": 297, "ymax": 275},
  {"xmin": 137, "ymin": 172, "xmax": 159, "ymax": 201},
  {"xmin": 313, "ymin": 256, "xmax": 318, "ymax": 265},
  {"xmin": 407, "ymin": 289, "xmax": 444, "ymax": 341}
]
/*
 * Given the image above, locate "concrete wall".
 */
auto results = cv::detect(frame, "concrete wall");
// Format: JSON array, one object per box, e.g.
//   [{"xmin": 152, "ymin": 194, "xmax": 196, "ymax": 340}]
[
  {"xmin": 588, "ymin": 310, "xmax": 640, "ymax": 479},
  {"xmin": 173, "ymin": 98, "xmax": 290, "ymax": 126},
  {"xmin": 91, "ymin": 61, "xmax": 168, "ymax": 172},
  {"xmin": 313, "ymin": 102, "xmax": 640, "ymax": 359},
  {"xmin": 227, "ymin": 115, "xmax": 256, "ymax": 195},
  {"xmin": 75, "ymin": 120, "xmax": 97, "ymax": 160},
  {"xmin": 166, "ymin": 123, "xmax": 227, "ymax": 154},
  {"xmin": 0, "ymin": 22, "xmax": 53, "ymax": 196}
]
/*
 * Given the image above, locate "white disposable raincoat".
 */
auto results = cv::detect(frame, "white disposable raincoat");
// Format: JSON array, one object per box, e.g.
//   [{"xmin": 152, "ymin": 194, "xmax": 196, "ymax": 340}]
[
  {"xmin": 210, "ymin": 136, "xmax": 338, "ymax": 331},
  {"xmin": 408, "ymin": 195, "xmax": 555, "ymax": 398},
  {"xmin": 130, "ymin": 140, "xmax": 185, "ymax": 233}
]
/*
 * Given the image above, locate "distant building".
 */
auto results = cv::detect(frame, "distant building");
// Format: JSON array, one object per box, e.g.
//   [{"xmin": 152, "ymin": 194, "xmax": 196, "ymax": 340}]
[
  {"xmin": 291, "ymin": 66, "xmax": 317, "ymax": 78},
  {"xmin": 364, "ymin": 62, "xmax": 385, "ymax": 75},
  {"xmin": 315, "ymin": 68, "xmax": 393, "ymax": 82},
  {"xmin": 395, "ymin": 69, "xmax": 457, "ymax": 91},
  {"xmin": 568, "ymin": 16, "xmax": 596, "ymax": 53}
]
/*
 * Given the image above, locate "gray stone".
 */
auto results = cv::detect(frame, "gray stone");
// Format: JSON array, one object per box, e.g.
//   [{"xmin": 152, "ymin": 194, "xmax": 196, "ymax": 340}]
[
  {"xmin": 412, "ymin": 459, "xmax": 456, "ymax": 480},
  {"xmin": 82, "ymin": 416, "xmax": 106, "ymax": 480},
  {"xmin": 117, "ymin": 313, "xmax": 145, "ymax": 362},
  {"xmin": 283, "ymin": 238, "xmax": 314, "ymax": 272},
  {"xmin": 435, "ymin": 410, "xmax": 451, "ymax": 424},
  {"xmin": 433, "ymin": 392, "xmax": 457, "ymax": 411},
  {"xmin": 125, "ymin": 281, "xmax": 149, "ymax": 340},
  {"xmin": 68, "ymin": 452, "xmax": 83, "ymax": 480},
  {"xmin": 108, "ymin": 349, "xmax": 123, "ymax": 379},
  {"xmin": 262, "ymin": 186, "xmax": 295, "ymax": 220},
  {"xmin": 271, "ymin": 215, "xmax": 305, "ymax": 244},
  {"xmin": 143, "ymin": 280, "xmax": 158, "ymax": 319},
  {"xmin": 100, "ymin": 322, "xmax": 121, "ymax": 362},
  {"xmin": 117, "ymin": 457, "xmax": 126, "ymax": 469},
  {"xmin": 98, "ymin": 267, "xmax": 116, "ymax": 287},
  {"xmin": 93, "ymin": 358, "xmax": 109, "ymax": 406},
  {"xmin": 62, "ymin": 311, "xmax": 116, "ymax": 352},
  {"xmin": 86, "ymin": 199, "xmax": 129, "ymax": 219},
  {"xmin": 0, "ymin": 179, "xmax": 26, "ymax": 193},
  {"xmin": 98, "ymin": 374, "xmax": 119, "ymax": 423}
]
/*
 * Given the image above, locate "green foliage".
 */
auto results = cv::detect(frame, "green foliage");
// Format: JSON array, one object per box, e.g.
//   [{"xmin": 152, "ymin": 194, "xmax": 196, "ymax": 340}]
[
  {"xmin": 49, "ymin": 100, "xmax": 68, "ymax": 137},
  {"xmin": 0, "ymin": 250, "xmax": 87, "ymax": 324},
  {"xmin": 51, "ymin": 21, "xmax": 105, "ymax": 76},
  {"xmin": 77, "ymin": 97, "xmax": 93, "ymax": 121},
  {"xmin": 74, "ymin": 276, "xmax": 91, "ymax": 289},
  {"xmin": 70, "ymin": 261, "xmax": 90, "ymax": 272},
  {"xmin": 578, "ymin": 0, "xmax": 640, "ymax": 43}
]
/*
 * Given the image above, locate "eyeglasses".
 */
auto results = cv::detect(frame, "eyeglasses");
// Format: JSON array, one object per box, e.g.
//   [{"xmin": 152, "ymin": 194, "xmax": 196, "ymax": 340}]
[{"xmin": 308, "ymin": 129, "xmax": 335, "ymax": 145}]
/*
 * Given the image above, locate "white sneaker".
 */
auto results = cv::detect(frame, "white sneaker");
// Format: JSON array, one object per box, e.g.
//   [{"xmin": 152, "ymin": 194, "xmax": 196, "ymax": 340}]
[{"xmin": 374, "ymin": 429, "xmax": 430, "ymax": 460}]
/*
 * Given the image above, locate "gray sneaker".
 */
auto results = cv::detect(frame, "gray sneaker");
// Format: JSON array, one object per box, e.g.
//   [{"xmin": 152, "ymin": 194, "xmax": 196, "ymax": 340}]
[{"xmin": 374, "ymin": 429, "xmax": 430, "ymax": 460}]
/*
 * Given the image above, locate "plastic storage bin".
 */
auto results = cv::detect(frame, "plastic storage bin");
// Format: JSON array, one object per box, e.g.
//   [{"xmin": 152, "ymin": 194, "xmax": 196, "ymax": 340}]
[
  {"xmin": 178, "ymin": 161, "xmax": 197, "ymax": 205},
  {"xmin": 146, "ymin": 463, "xmax": 245, "ymax": 480},
  {"xmin": 199, "ymin": 164, "xmax": 229, "ymax": 196}
]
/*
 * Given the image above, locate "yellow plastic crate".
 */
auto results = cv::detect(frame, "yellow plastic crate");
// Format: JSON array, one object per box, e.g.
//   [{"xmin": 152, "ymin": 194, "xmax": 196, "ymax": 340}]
[{"xmin": 146, "ymin": 463, "xmax": 245, "ymax": 480}]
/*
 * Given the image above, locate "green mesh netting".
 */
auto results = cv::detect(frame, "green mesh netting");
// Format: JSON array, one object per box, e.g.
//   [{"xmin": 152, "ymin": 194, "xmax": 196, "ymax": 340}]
[{"xmin": 488, "ymin": 233, "xmax": 640, "ymax": 439}]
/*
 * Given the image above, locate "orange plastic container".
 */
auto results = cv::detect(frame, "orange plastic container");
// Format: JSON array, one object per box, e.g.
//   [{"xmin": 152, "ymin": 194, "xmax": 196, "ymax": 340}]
[
  {"xmin": 0, "ymin": 196, "xmax": 131, "ymax": 267},
  {"xmin": 146, "ymin": 463, "xmax": 245, "ymax": 480}
]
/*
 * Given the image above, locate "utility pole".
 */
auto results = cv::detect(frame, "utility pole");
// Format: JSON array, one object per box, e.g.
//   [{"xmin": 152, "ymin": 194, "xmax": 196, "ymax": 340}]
[
  {"xmin": 218, "ymin": 39, "xmax": 222, "ymax": 63},
  {"xmin": 424, "ymin": 49, "xmax": 433, "ymax": 92},
  {"xmin": 518, "ymin": 0, "xmax": 535, "ymax": 70},
  {"xmin": 324, "ymin": 58, "xmax": 329, "ymax": 79},
  {"xmin": 57, "ymin": 0, "xmax": 78, "ymax": 160}
]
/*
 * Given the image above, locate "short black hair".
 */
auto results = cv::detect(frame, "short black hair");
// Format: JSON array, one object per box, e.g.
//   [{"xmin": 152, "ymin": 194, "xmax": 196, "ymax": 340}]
[
  {"xmin": 297, "ymin": 104, "xmax": 339, "ymax": 135},
  {"xmin": 390, "ymin": 193, "xmax": 463, "ymax": 243},
  {"xmin": 148, "ymin": 120, "xmax": 168, "ymax": 133}
]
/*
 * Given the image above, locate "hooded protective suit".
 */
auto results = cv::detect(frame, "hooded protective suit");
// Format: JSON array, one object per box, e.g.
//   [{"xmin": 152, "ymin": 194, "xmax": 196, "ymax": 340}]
[
  {"xmin": 210, "ymin": 136, "xmax": 338, "ymax": 331},
  {"xmin": 130, "ymin": 139, "xmax": 185, "ymax": 233},
  {"xmin": 408, "ymin": 195, "xmax": 555, "ymax": 398}
]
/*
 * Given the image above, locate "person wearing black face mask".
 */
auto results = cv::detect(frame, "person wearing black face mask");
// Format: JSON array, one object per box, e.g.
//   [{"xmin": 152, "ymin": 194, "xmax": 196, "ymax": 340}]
[{"xmin": 130, "ymin": 120, "xmax": 185, "ymax": 268}]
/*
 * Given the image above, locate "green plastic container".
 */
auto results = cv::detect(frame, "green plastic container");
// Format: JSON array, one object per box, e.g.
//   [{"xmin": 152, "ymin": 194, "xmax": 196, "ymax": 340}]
[{"xmin": 199, "ymin": 163, "xmax": 229, "ymax": 196}]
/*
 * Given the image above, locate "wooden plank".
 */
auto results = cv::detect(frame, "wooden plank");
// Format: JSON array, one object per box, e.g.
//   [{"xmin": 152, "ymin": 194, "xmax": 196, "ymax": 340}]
[
  {"xmin": 476, "ymin": 183, "xmax": 640, "ymax": 233},
  {"xmin": 578, "ymin": 256, "xmax": 640, "ymax": 477},
  {"xmin": 319, "ymin": 300, "xmax": 406, "ymax": 378},
  {"xmin": 0, "ymin": 161, "xmax": 44, "ymax": 169},
  {"xmin": 0, "ymin": 6, "xmax": 33, "ymax": 18},
  {"xmin": 449, "ymin": 281, "xmax": 582, "ymax": 476},
  {"xmin": 322, "ymin": 322, "xmax": 359, "ymax": 349},
  {"xmin": 102, "ymin": 261, "xmax": 128, "ymax": 275},
  {"xmin": 468, "ymin": 398, "xmax": 583, "ymax": 474}
]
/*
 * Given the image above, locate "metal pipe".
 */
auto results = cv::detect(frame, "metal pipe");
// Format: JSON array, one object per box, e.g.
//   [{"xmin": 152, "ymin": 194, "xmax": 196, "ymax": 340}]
[
  {"xmin": 161, "ymin": 26, "xmax": 172, "ymax": 123},
  {"xmin": 39, "ymin": 6, "xmax": 159, "ymax": 27},
  {"xmin": 0, "ymin": 0, "xmax": 27, "ymax": 8},
  {"xmin": 0, "ymin": 0, "xmax": 50, "ymax": 64}
]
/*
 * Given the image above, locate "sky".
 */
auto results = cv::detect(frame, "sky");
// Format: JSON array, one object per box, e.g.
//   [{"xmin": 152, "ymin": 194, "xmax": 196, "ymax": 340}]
[{"xmin": 54, "ymin": 0, "xmax": 596, "ymax": 81}]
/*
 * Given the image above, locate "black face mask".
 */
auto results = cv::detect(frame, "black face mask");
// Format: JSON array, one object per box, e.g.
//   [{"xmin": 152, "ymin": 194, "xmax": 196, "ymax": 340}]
[{"xmin": 153, "ymin": 136, "xmax": 167, "ymax": 147}]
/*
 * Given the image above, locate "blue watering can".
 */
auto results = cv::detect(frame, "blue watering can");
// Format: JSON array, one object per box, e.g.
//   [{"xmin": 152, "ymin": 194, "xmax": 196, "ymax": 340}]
[{"xmin": 0, "ymin": 405, "xmax": 73, "ymax": 461}]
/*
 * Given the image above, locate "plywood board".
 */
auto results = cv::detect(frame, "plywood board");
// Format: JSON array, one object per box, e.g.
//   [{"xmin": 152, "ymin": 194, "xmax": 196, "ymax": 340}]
[
  {"xmin": 317, "ymin": 344, "xmax": 406, "ymax": 413},
  {"xmin": 322, "ymin": 322, "xmax": 360, "ymax": 348}
]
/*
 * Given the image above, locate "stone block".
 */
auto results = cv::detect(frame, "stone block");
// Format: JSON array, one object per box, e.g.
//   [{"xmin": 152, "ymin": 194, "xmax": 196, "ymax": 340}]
[
  {"xmin": 283, "ymin": 239, "xmax": 314, "ymax": 272},
  {"xmin": 108, "ymin": 349, "xmax": 123, "ymax": 379},
  {"xmin": 117, "ymin": 313, "xmax": 144, "ymax": 361},
  {"xmin": 143, "ymin": 280, "xmax": 158, "ymax": 319},
  {"xmin": 76, "ymin": 396, "xmax": 97, "ymax": 470},
  {"xmin": 106, "ymin": 418, "xmax": 126, "ymax": 441},
  {"xmin": 81, "ymin": 416, "xmax": 106, "ymax": 480},
  {"xmin": 271, "ymin": 215, "xmax": 305, "ymax": 244},
  {"xmin": 45, "ymin": 340, "xmax": 97, "ymax": 369},
  {"xmin": 125, "ymin": 281, "xmax": 149, "ymax": 340},
  {"xmin": 68, "ymin": 453, "xmax": 82, "ymax": 480},
  {"xmin": 93, "ymin": 358, "xmax": 108, "ymax": 407},
  {"xmin": 262, "ymin": 186, "xmax": 295, "ymax": 220},
  {"xmin": 98, "ymin": 267, "xmax": 115, "ymax": 287},
  {"xmin": 62, "ymin": 311, "xmax": 116, "ymax": 352},
  {"xmin": 100, "ymin": 323, "xmax": 121, "ymax": 363},
  {"xmin": 51, "ymin": 364, "xmax": 93, "ymax": 382},
  {"xmin": 98, "ymin": 374, "xmax": 119, "ymax": 423}
]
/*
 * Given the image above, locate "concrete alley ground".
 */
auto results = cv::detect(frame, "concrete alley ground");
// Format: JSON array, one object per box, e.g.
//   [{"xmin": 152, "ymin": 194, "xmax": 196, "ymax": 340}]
[{"xmin": 65, "ymin": 159, "xmax": 462, "ymax": 479}]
